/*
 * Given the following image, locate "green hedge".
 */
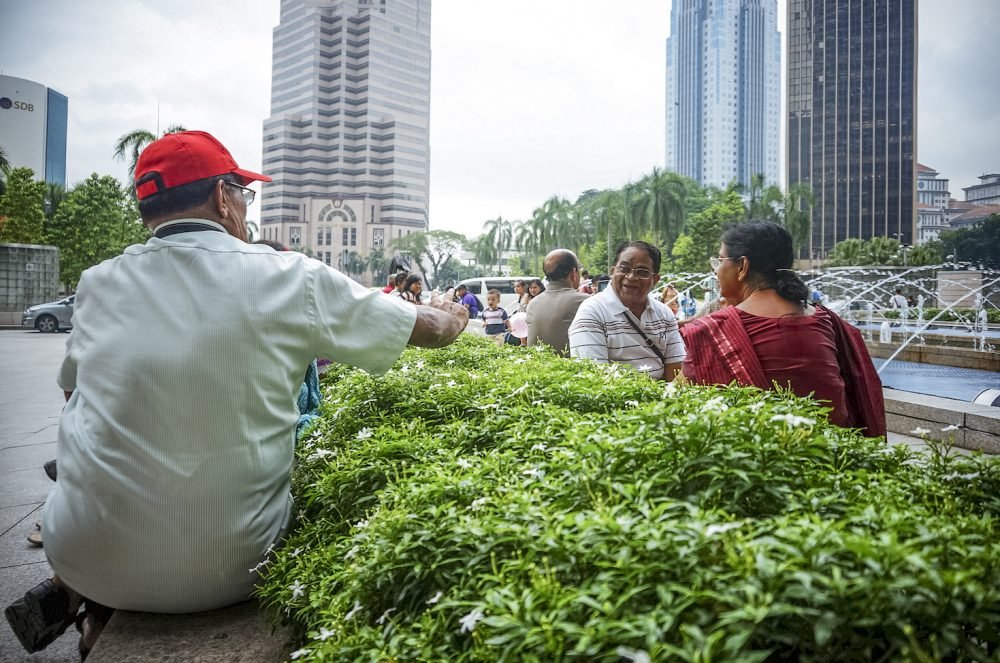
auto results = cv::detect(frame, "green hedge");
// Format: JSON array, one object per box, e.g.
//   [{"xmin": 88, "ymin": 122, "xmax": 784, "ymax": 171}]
[
  {"xmin": 882, "ymin": 307, "xmax": 999, "ymax": 323},
  {"xmin": 257, "ymin": 336, "xmax": 1000, "ymax": 662}
]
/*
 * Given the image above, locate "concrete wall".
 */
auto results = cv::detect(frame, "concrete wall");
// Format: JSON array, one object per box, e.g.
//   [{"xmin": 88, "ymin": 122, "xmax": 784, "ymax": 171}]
[
  {"xmin": 885, "ymin": 388, "xmax": 1000, "ymax": 454},
  {"xmin": 0, "ymin": 243, "xmax": 60, "ymax": 326},
  {"xmin": 866, "ymin": 340, "xmax": 1000, "ymax": 371}
]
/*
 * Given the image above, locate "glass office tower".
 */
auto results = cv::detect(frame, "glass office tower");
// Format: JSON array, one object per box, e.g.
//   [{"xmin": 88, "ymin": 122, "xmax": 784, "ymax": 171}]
[
  {"xmin": 787, "ymin": 0, "xmax": 917, "ymax": 257},
  {"xmin": 665, "ymin": 0, "xmax": 780, "ymax": 189},
  {"xmin": 260, "ymin": 0, "xmax": 431, "ymax": 277}
]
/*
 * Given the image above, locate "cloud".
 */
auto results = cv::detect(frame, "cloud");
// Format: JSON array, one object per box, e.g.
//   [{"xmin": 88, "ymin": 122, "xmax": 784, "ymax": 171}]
[{"xmin": 1, "ymin": 0, "xmax": 997, "ymax": 236}]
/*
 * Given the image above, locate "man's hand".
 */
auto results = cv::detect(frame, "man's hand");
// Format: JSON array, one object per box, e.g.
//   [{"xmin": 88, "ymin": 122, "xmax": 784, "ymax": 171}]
[{"xmin": 409, "ymin": 298, "xmax": 469, "ymax": 348}]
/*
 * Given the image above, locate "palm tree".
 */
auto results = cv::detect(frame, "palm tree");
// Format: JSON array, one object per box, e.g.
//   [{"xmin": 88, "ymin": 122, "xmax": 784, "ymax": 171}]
[
  {"xmin": 113, "ymin": 124, "xmax": 187, "ymax": 181},
  {"xmin": 780, "ymin": 182, "xmax": 815, "ymax": 259},
  {"xmin": 631, "ymin": 168, "xmax": 687, "ymax": 253},
  {"xmin": 828, "ymin": 239, "xmax": 866, "ymax": 266},
  {"xmin": 469, "ymin": 234, "xmax": 496, "ymax": 276},
  {"xmin": 741, "ymin": 173, "xmax": 783, "ymax": 221},
  {"xmin": 865, "ymin": 237, "xmax": 900, "ymax": 266},
  {"xmin": 483, "ymin": 216, "xmax": 513, "ymax": 275}
]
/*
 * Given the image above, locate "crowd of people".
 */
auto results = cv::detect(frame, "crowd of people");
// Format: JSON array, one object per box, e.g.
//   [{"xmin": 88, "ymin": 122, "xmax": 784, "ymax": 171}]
[{"xmin": 5, "ymin": 129, "xmax": 886, "ymax": 658}]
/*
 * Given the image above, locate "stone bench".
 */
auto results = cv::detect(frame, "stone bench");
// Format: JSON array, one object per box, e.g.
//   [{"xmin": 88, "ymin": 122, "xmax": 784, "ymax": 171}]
[
  {"xmin": 884, "ymin": 387, "xmax": 1000, "ymax": 454},
  {"xmin": 86, "ymin": 600, "xmax": 293, "ymax": 662}
]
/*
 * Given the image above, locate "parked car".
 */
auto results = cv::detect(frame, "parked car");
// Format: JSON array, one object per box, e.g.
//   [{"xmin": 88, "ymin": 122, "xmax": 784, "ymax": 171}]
[{"xmin": 22, "ymin": 295, "xmax": 75, "ymax": 332}]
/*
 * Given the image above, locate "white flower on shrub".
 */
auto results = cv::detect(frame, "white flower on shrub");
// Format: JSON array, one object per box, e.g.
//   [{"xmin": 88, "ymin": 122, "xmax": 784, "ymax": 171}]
[
  {"xmin": 356, "ymin": 427, "xmax": 374, "ymax": 440},
  {"xmin": 747, "ymin": 401, "xmax": 765, "ymax": 413},
  {"xmin": 355, "ymin": 518, "xmax": 369, "ymax": 529},
  {"xmin": 415, "ymin": 360, "xmax": 425, "ymax": 369},
  {"xmin": 290, "ymin": 648, "xmax": 310, "ymax": 660},
  {"xmin": 510, "ymin": 383, "xmax": 529, "ymax": 396},
  {"xmin": 377, "ymin": 608, "xmax": 396, "ymax": 625},
  {"xmin": 344, "ymin": 601, "xmax": 363, "ymax": 621},
  {"xmin": 615, "ymin": 647, "xmax": 651, "ymax": 663},
  {"xmin": 941, "ymin": 424, "xmax": 960, "ymax": 432},
  {"xmin": 470, "ymin": 497, "xmax": 488, "ymax": 511},
  {"xmin": 663, "ymin": 382, "xmax": 678, "ymax": 397},
  {"xmin": 400, "ymin": 364, "xmax": 409, "ymax": 373},
  {"xmin": 457, "ymin": 457, "xmax": 473, "ymax": 469},
  {"xmin": 344, "ymin": 545, "xmax": 360, "ymax": 560},
  {"xmin": 624, "ymin": 400, "xmax": 639, "ymax": 408},
  {"xmin": 290, "ymin": 580, "xmax": 306, "ymax": 599},
  {"xmin": 315, "ymin": 626, "xmax": 335, "ymax": 641},
  {"xmin": 426, "ymin": 591, "xmax": 443, "ymax": 605},
  {"xmin": 447, "ymin": 380, "xmax": 457, "ymax": 387},
  {"xmin": 910, "ymin": 427, "xmax": 931, "ymax": 436},
  {"xmin": 523, "ymin": 467, "xmax": 544, "ymax": 479},
  {"xmin": 531, "ymin": 443, "xmax": 548, "ymax": 452},
  {"xmin": 290, "ymin": 547, "xmax": 303, "ymax": 558},
  {"xmin": 770, "ymin": 413, "xmax": 815, "ymax": 428},
  {"xmin": 307, "ymin": 448, "xmax": 335, "ymax": 462},
  {"xmin": 704, "ymin": 397, "xmax": 729, "ymax": 414},
  {"xmin": 704, "ymin": 522, "xmax": 742, "ymax": 537},
  {"xmin": 459, "ymin": 608, "xmax": 485, "ymax": 633}
]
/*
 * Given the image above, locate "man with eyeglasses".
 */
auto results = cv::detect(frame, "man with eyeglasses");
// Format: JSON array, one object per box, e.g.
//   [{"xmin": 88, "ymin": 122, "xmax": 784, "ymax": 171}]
[
  {"xmin": 568, "ymin": 241, "xmax": 686, "ymax": 380},
  {"xmin": 5, "ymin": 130, "xmax": 468, "ymax": 656}
]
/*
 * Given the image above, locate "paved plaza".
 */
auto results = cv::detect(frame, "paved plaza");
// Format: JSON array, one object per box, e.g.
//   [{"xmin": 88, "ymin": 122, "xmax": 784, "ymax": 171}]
[{"xmin": 0, "ymin": 329, "xmax": 970, "ymax": 661}]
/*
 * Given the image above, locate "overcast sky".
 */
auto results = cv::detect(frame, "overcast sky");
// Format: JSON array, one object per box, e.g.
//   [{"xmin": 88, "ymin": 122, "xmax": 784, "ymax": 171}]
[{"xmin": 1, "ymin": 0, "xmax": 997, "ymax": 238}]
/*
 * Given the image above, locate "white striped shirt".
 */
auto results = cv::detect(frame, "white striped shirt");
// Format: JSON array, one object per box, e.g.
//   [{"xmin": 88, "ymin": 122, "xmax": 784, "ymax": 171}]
[{"xmin": 569, "ymin": 287, "xmax": 686, "ymax": 380}]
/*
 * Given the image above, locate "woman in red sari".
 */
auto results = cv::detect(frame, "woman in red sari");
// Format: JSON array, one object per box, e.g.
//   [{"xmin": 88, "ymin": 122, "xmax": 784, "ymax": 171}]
[{"xmin": 681, "ymin": 221, "xmax": 885, "ymax": 437}]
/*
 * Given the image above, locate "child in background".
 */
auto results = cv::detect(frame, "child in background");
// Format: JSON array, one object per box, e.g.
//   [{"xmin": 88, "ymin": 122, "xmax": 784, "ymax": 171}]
[{"xmin": 482, "ymin": 289, "xmax": 510, "ymax": 341}]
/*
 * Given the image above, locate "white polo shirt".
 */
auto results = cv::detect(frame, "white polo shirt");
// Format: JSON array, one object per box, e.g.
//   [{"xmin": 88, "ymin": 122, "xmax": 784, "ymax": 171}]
[
  {"xmin": 44, "ymin": 219, "xmax": 416, "ymax": 612},
  {"xmin": 568, "ymin": 287, "xmax": 686, "ymax": 380}
]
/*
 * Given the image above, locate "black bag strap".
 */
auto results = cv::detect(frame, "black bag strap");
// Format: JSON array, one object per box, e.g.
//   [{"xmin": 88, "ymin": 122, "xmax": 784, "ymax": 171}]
[{"xmin": 622, "ymin": 312, "xmax": 669, "ymax": 364}]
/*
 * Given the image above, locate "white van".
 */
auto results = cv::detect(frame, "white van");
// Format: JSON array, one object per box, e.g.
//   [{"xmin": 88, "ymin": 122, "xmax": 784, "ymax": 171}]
[{"xmin": 456, "ymin": 276, "xmax": 536, "ymax": 314}]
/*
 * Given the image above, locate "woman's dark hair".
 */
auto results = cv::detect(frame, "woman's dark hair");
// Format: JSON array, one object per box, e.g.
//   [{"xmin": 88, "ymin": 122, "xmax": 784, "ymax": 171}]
[
  {"xmin": 404, "ymin": 274, "xmax": 422, "ymax": 292},
  {"xmin": 528, "ymin": 279, "xmax": 546, "ymax": 295},
  {"xmin": 614, "ymin": 240, "xmax": 661, "ymax": 273},
  {"xmin": 721, "ymin": 220, "xmax": 809, "ymax": 305},
  {"xmin": 138, "ymin": 174, "xmax": 241, "ymax": 221}
]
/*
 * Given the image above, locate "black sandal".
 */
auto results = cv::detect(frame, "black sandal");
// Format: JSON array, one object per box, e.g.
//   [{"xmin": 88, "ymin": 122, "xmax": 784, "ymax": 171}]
[{"xmin": 4, "ymin": 579, "xmax": 79, "ymax": 653}]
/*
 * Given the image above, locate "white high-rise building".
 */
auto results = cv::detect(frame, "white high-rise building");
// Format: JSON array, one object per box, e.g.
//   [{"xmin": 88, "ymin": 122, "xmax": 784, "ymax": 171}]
[
  {"xmin": 260, "ymin": 0, "xmax": 431, "ymax": 282},
  {"xmin": 665, "ymin": 0, "xmax": 780, "ymax": 190}
]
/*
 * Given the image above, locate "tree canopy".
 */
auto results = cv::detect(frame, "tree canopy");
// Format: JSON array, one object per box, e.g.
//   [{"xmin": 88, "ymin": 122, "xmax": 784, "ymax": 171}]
[
  {"xmin": 46, "ymin": 174, "xmax": 149, "ymax": 289},
  {"xmin": 0, "ymin": 167, "xmax": 46, "ymax": 244}
]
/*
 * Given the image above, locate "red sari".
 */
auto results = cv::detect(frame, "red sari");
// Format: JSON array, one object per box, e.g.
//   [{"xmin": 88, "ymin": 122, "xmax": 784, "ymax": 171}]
[{"xmin": 680, "ymin": 306, "xmax": 886, "ymax": 437}]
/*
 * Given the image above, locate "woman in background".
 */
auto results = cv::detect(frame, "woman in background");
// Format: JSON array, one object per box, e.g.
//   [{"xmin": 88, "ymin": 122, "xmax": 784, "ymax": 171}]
[
  {"xmin": 681, "ymin": 221, "xmax": 884, "ymax": 436},
  {"xmin": 400, "ymin": 274, "xmax": 424, "ymax": 304},
  {"xmin": 528, "ymin": 279, "xmax": 546, "ymax": 299}
]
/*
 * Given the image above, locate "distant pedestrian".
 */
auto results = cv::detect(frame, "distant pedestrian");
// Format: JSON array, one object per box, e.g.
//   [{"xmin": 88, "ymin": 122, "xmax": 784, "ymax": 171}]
[
  {"xmin": 527, "ymin": 249, "xmax": 590, "ymax": 356},
  {"xmin": 456, "ymin": 283, "xmax": 480, "ymax": 318}
]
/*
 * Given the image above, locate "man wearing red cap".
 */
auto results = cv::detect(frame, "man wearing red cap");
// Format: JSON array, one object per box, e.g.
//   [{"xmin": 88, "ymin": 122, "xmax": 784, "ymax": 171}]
[{"xmin": 5, "ymin": 131, "xmax": 468, "ymax": 655}]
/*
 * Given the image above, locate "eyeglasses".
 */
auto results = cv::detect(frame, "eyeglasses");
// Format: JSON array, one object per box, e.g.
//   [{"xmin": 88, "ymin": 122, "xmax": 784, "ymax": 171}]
[
  {"xmin": 614, "ymin": 264, "xmax": 654, "ymax": 280},
  {"xmin": 709, "ymin": 256, "xmax": 740, "ymax": 271},
  {"xmin": 224, "ymin": 181, "xmax": 256, "ymax": 206}
]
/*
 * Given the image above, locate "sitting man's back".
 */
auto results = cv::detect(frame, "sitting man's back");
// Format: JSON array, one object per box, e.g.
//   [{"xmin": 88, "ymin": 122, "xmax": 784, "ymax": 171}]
[{"xmin": 40, "ymin": 131, "xmax": 468, "ymax": 618}]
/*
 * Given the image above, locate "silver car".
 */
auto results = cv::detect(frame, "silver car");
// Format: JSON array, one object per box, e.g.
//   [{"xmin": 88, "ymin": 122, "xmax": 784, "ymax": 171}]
[{"xmin": 22, "ymin": 295, "xmax": 75, "ymax": 333}]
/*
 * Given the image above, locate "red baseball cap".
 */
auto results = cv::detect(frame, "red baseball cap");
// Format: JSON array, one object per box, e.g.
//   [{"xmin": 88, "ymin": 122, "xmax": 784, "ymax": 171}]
[{"xmin": 134, "ymin": 130, "xmax": 271, "ymax": 200}]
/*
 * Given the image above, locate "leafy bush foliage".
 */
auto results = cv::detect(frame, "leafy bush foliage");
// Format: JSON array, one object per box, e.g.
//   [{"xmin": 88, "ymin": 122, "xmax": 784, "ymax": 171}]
[
  {"xmin": 258, "ymin": 336, "xmax": 1000, "ymax": 662},
  {"xmin": 881, "ymin": 307, "xmax": 999, "ymax": 323}
]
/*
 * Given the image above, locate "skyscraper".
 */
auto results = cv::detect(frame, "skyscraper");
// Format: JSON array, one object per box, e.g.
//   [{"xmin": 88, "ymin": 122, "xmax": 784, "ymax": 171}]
[
  {"xmin": 787, "ymin": 0, "xmax": 917, "ymax": 258},
  {"xmin": 260, "ymin": 0, "xmax": 431, "ymax": 278},
  {"xmin": 0, "ymin": 75, "xmax": 67, "ymax": 187},
  {"xmin": 665, "ymin": 0, "xmax": 780, "ymax": 190}
]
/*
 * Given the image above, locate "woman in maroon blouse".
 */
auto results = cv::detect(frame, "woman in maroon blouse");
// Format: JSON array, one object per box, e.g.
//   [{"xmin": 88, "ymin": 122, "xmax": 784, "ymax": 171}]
[{"xmin": 681, "ymin": 221, "xmax": 885, "ymax": 437}]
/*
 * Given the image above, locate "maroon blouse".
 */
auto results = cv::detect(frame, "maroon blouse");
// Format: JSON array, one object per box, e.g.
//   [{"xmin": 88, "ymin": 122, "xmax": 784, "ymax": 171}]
[{"xmin": 735, "ymin": 308, "xmax": 849, "ymax": 426}]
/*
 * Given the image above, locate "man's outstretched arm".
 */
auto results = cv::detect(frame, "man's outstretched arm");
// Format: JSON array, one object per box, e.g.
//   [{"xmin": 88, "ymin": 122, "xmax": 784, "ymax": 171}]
[{"xmin": 408, "ymin": 299, "xmax": 469, "ymax": 348}]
